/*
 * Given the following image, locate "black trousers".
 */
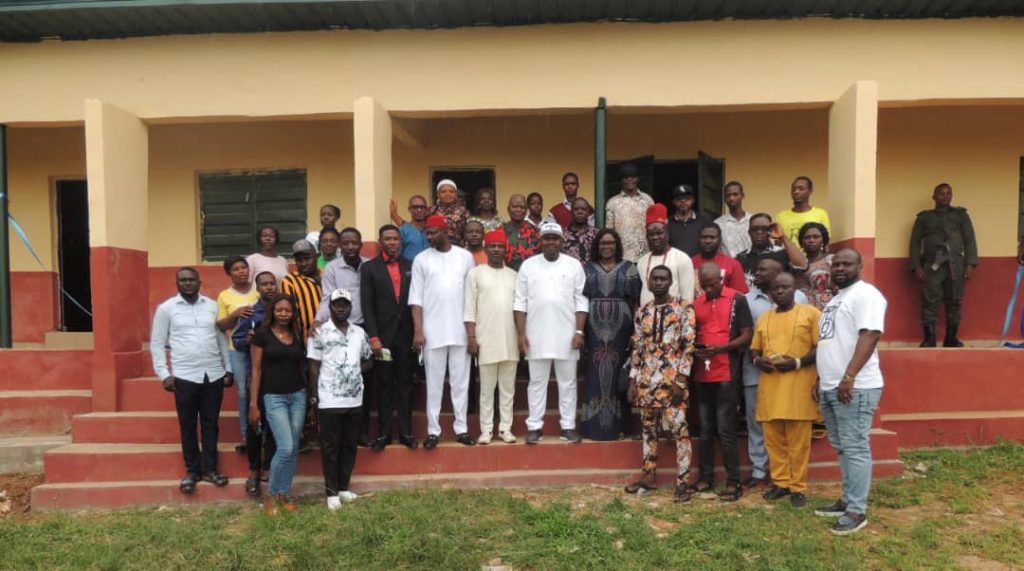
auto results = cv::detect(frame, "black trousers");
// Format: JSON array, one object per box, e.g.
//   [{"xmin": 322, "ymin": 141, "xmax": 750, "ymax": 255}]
[
  {"xmin": 174, "ymin": 376, "xmax": 224, "ymax": 475},
  {"xmin": 696, "ymin": 380, "xmax": 740, "ymax": 484},
  {"xmin": 244, "ymin": 386, "xmax": 277, "ymax": 472},
  {"xmin": 359, "ymin": 371, "xmax": 373, "ymax": 440},
  {"xmin": 319, "ymin": 406, "xmax": 361, "ymax": 496},
  {"xmin": 373, "ymin": 343, "xmax": 414, "ymax": 438}
]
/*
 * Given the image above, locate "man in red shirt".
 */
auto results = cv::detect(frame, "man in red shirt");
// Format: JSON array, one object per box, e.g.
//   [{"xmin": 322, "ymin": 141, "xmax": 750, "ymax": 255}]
[
  {"xmin": 693, "ymin": 224, "xmax": 748, "ymax": 295},
  {"xmin": 692, "ymin": 262, "xmax": 753, "ymax": 502}
]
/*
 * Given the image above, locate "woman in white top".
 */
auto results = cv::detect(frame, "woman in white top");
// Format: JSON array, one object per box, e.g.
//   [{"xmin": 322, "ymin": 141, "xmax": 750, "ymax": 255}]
[
  {"xmin": 304, "ymin": 204, "xmax": 341, "ymax": 251},
  {"xmin": 246, "ymin": 226, "xmax": 290, "ymax": 283}
]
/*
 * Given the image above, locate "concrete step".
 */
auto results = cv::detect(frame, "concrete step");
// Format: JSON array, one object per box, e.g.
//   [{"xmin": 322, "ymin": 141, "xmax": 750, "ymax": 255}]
[
  {"xmin": 31, "ymin": 459, "xmax": 906, "ymax": 512},
  {"xmin": 41, "ymin": 428, "xmax": 901, "ymax": 484},
  {"xmin": 118, "ymin": 376, "xmax": 577, "ymax": 413},
  {"xmin": 71, "ymin": 410, "xmax": 592, "ymax": 444},
  {"xmin": 879, "ymin": 348, "xmax": 1024, "ymax": 413},
  {"xmin": 0, "ymin": 434, "xmax": 72, "ymax": 474},
  {"xmin": 0, "ymin": 349, "xmax": 93, "ymax": 391},
  {"xmin": 881, "ymin": 410, "xmax": 1024, "ymax": 448},
  {"xmin": 0, "ymin": 390, "xmax": 92, "ymax": 435}
]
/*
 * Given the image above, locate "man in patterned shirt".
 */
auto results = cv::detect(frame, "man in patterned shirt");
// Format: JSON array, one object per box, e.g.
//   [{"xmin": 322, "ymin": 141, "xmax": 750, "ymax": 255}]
[
  {"xmin": 625, "ymin": 265, "xmax": 697, "ymax": 502},
  {"xmin": 561, "ymin": 197, "xmax": 599, "ymax": 265},
  {"xmin": 605, "ymin": 163, "xmax": 655, "ymax": 262}
]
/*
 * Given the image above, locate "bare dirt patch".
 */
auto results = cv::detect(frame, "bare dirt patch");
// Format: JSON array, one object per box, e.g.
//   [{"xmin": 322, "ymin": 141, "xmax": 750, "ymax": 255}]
[{"xmin": 0, "ymin": 473, "xmax": 44, "ymax": 520}]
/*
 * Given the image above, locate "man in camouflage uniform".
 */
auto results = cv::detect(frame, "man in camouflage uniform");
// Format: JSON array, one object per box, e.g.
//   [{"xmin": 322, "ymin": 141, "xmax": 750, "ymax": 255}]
[{"xmin": 909, "ymin": 183, "xmax": 978, "ymax": 347}]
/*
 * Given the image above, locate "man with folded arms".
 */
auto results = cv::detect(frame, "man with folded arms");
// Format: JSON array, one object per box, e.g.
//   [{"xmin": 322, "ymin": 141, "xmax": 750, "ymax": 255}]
[{"xmin": 515, "ymin": 221, "xmax": 589, "ymax": 445}]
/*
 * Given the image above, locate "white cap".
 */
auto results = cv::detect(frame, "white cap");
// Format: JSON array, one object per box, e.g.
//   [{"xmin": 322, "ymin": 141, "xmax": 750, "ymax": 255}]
[
  {"xmin": 435, "ymin": 179, "xmax": 458, "ymax": 192},
  {"xmin": 329, "ymin": 288, "xmax": 352, "ymax": 303},
  {"xmin": 539, "ymin": 221, "xmax": 563, "ymax": 237}
]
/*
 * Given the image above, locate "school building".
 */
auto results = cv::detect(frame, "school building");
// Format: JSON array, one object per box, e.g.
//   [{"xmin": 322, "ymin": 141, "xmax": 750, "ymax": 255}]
[{"xmin": 0, "ymin": 1, "xmax": 1022, "ymax": 509}]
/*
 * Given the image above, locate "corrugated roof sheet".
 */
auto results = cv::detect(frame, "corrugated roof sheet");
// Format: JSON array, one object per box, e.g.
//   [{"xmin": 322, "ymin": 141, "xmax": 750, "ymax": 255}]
[{"xmin": 1, "ymin": 0, "xmax": 1021, "ymax": 42}]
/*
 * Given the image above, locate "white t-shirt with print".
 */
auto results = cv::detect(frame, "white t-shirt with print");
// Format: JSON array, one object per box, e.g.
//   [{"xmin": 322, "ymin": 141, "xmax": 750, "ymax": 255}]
[
  {"xmin": 307, "ymin": 320, "xmax": 371, "ymax": 409},
  {"xmin": 817, "ymin": 280, "xmax": 887, "ymax": 391}
]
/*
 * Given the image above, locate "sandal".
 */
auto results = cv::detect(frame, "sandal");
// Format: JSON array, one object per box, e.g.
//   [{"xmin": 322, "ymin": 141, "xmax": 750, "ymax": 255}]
[
  {"xmin": 245, "ymin": 477, "xmax": 260, "ymax": 498},
  {"xmin": 624, "ymin": 479, "xmax": 657, "ymax": 494},
  {"xmin": 718, "ymin": 482, "xmax": 743, "ymax": 503},
  {"xmin": 201, "ymin": 471, "xmax": 229, "ymax": 487},
  {"xmin": 693, "ymin": 480, "xmax": 713, "ymax": 493},
  {"xmin": 674, "ymin": 484, "xmax": 696, "ymax": 503},
  {"xmin": 179, "ymin": 474, "xmax": 198, "ymax": 495}
]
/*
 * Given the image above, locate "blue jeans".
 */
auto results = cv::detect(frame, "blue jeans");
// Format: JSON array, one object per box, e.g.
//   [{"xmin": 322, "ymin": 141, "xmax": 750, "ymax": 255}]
[
  {"xmin": 819, "ymin": 388, "xmax": 882, "ymax": 515},
  {"xmin": 744, "ymin": 385, "xmax": 768, "ymax": 480},
  {"xmin": 229, "ymin": 350, "xmax": 251, "ymax": 438},
  {"xmin": 263, "ymin": 390, "xmax": 307, "ymax": 496}
]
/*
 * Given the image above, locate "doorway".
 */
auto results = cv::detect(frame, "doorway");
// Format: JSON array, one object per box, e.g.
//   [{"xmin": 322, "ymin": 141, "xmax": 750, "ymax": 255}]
[
  {"xmin": 606, "ymin": 152, "xmax": 725, "ymax": 220},
  {"xmin": 55, "ymin": 179, "xmax": 92, "ymax": 332},
  {"xmin": 430, "ymin": 167, "xmax": 496, "ymax": 215}
]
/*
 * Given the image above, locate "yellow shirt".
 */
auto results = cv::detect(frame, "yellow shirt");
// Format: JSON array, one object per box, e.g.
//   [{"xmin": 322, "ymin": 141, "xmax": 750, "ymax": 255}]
[
  {"xmin": 216, "ymin": 286, "xmax": 259, "ymax": 350},
  {"xmin": 750, "ymin": 304, "xmax": 821, "ymax": 421},
  {"xmin": 775, "ymin": 207, "xmax": 831, "ymax": 244}
]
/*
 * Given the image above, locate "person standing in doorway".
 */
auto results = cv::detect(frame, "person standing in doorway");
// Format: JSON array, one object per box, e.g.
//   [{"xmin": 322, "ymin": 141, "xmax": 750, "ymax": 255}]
[
  {"xmin": 909, "ymin": 183, "xmax": 978, "ymax": 347},
  {"xmin": 515, "ymin": 222, "xmax": 589, "ymax": 445},
  {"xmin": 605, "ymin": 163, "xmax": 655, "ymax": 263},
  {"xmin": 692, "ymin": 262, "xmax": 753, "ymax": 503},
  {"xmin": 432, "ymin": 179, "xmax": 471, "ymax": 247},
  {"xmin": 775, "ymin": 176, "xmax": 832, "ymax": 244},
  {"xmin": 638, "ymin": 203, "xmax": 695, "ymax": 306},
  {"xmin": 624, "ymin": 265, "xmax": 697, "ymax": 502},
  {"xmin": 248, "ymin": 294, "xmax": 308, "ymax": 515},
  {"xmin": 247, "ymin": 226, "xmax": 290, "ymax": 283},
  {"xmin": 668, "ymin": 184, "xmax": 713, "ymax": 257},
  {"xmin": 715, "ymin": 181, "xmax": 752, "ymax": 257},
  {"xmin": 305, "ymin": 204, "xmax": 341, "ymax": 252},
  {"xmin": 814, "ymin": 249, "xmax": 887, "ymax": 536},
  {"xmin": 410, "ymin": 215, "xmax": 477, "ymax": 449},
  {"xmin": 550, "ymin": 172, "xmax": 594, "ymax": 229},
  {"xmin": 308, "ymin": 289, "xmax": 373, "ymax": 511},
  {"xmin": 360, "ymin": 225, "xmax": 418, "ymax": 450},
  {"xmin": 750, "ymin": 272, "xmax": 821, "ymax": 508},
  {"xmin": 465, "ymin": 227, "xmax": 520, "ymax": 444},
  {"xmin": 151, "ymin": 267, "xmax": 233, "ymax": 495},
  {"xmin": 468, "ymin": 187, "xmax": 505, "ymax": 232},
  {"xmin": 215, "ymin": 255, "xmax": 259, "ymax": 451}
]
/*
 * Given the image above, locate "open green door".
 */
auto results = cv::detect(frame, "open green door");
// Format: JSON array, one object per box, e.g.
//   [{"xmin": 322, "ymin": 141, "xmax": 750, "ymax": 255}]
[
  {"xmin": 697, "ymin": 151, "xmax": 725, "ymax": 220},
  {"xmin": 605, "ymin": 155, "xmax": 655, "ymax": 202}
]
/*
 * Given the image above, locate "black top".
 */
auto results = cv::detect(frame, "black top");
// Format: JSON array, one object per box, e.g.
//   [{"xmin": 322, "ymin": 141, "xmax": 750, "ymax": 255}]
[
  {"xmin": 735, "ymin": 247, "xmax": 792, "ymax": 287},
  {"xmin": 668, "ymin": 214, "xmax": 713, "ymax": 257},
  {"xmin": 251, "ymin": 328, "xmax": 307, "ymax": 395},
  {"xmin": 727, "ymin": 294, "xmax": 754, "ymax": 382}
]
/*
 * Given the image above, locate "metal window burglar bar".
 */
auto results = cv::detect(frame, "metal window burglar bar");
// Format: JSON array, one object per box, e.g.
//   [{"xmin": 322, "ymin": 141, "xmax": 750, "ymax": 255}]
[{"xmin": 0, "ymin": 124, "xmax": 12, "ymax": 348}]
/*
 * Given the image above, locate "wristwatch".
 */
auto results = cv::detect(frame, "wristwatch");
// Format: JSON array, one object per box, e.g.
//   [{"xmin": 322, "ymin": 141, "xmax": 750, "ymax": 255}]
[{"xmin": 575, "ymin": 330, "xmax": 584, "ymax": 336}]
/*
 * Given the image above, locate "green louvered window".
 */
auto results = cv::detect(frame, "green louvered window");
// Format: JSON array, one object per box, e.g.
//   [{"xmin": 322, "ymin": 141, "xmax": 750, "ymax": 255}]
[{"xmin": 199, "ymin": 169, "xmax": 308, "ymax": 261}]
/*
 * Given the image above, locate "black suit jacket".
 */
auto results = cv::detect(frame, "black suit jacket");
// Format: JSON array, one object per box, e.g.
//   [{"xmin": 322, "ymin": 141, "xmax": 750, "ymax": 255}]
[{"xmin": 360, "ymin": 256, "xmax": 413, "ymax": 348}]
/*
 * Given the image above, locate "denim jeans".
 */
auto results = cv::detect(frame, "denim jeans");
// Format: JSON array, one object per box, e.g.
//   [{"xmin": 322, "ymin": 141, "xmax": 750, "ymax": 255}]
[
  {"xmin": 263, "ymin": 389, "xmax": 307, "ymax": 496},
  {"xmin": 229, "ymin": 350, "xmax": 251, "ymax": 437},
  {"xmin": 744, "ymin": 385, "xmax": 768, "ymax": 480},
  {"xmin": 819, "ymin": 388, "xmax": 882, "ymax": 515}
]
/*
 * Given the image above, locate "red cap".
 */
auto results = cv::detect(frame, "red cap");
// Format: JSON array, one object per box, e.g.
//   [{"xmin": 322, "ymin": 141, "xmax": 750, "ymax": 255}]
[
  {"xmin": 645, "ymin": 203, "xmax": 668, "ymax": 227},
  {"xmin": 484, "ymin": 227, "xmax": 508, "ymax": 245},
  {"xmin": 425, "ymin": 214, "xmax": 448, "ymax": 230}
]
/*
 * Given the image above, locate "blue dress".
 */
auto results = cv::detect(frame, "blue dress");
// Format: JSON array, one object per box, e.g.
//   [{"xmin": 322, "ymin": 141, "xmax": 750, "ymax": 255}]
[{"xmin": 581, "ymin": 260, "xmax": 642, "ymax": 440}]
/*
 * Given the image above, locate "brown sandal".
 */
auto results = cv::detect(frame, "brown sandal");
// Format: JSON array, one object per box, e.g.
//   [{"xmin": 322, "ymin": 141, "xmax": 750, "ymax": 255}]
[
  {"xmin": 674, "ymin": 485, "xmax": 696, "ymax": 503},
  {"xmin": 718, "ymin": 482, "xmax": 743, "ymax": 503}
]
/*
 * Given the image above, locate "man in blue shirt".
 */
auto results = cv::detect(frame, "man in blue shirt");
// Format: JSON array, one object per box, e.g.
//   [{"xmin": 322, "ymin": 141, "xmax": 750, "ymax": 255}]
[
  {"xmin": 151, "ymin": 267, "xmax": 233, "ymax": 495},
  {"xmin": 394, "ymin": 195, "xmax": 430, "ymax": 262}
]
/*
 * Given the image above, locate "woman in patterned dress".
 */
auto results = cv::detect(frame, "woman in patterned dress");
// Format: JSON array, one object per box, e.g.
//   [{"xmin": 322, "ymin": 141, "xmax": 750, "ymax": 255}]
[
  {"xmin": 580, "ymin": 229, "xmax": 642, "ymax": 440},
  {"xmin": 431, "ymin": 179, "xmax": 471, "ymax": 247},
  {"xmin": 795, "ymin": 222, "xmax": 837, "ymax": 310},
  {"xmin": 562, "ymin": 197, "xmax": 599, "ymax": 265}
]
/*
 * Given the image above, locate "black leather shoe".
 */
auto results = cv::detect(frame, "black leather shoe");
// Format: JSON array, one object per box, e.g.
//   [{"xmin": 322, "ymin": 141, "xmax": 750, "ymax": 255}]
[
  {"xmin": 455, "ymin": 433, "xmax": 476, "ymax": 446},
  {"xmin": 920, "ymin": 325, "xmax": 937, "ymax": 347},
  {"xmin": 357, "ymin": 436, "xmax": 373, "ymax": 448},
  {"xmin": 201, "ymin": 471, "xmax": 229, "ymax": 487},
  {"xmin": 424, "ymin": 435, "xmax": 439, "ymax": 450},
  {"xmin": 399, "ymin": 435, "xmax": 419, "ymax": 449},
  {"xmin": 372, "ymin": 436, "xmax": 391, "ymax": 452},
  {"xmin": 763, "ymin": 485, "xmax": 791, "ymax": 501}
]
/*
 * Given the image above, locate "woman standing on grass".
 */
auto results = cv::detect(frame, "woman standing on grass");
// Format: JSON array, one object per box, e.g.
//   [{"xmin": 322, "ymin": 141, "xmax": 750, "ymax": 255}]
[{"xmin": 248, "ymin": 294, "xmax": 309, "ymax": 515}]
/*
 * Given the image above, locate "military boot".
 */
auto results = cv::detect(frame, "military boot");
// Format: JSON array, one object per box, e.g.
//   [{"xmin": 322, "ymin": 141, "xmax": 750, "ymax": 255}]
[
  {"xmin": 943, "ymin": 324, "xmax": 964, "ymax": 348},
  {"xmin": 920, "ymin": 325, "xmax": 937, "ymax": 348}
]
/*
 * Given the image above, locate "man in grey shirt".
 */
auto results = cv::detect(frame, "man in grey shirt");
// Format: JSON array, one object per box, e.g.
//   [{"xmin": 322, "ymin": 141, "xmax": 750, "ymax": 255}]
[{"xmin": 151, "ymin": 267, "xmax": 233, "ymax": 495}]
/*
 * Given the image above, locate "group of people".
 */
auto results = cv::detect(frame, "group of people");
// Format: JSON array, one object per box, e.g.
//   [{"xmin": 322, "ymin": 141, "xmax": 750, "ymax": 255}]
[{"xmin": 155, "ymin": 166, "xmax": 997, "ymax": 537}]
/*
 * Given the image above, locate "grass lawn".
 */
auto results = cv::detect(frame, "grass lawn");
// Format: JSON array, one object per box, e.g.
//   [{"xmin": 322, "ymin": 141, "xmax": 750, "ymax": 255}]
[{"xmin": 1, "ymin": 442, "xmax": 1022, "ymax": 570}]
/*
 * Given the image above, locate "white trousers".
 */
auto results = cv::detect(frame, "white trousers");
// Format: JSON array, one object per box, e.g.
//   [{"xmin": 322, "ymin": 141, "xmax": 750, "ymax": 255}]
[
  {"xmin": 526, "ymin": 358, "xmax": 578, "ymax": 431},
  {"xmin": 424, "ymin": 345, "xmax": 470, "ymax": 437},
  {"xmin": 479, "ymin": 361, "xmax": 518, "ymax": 435}
]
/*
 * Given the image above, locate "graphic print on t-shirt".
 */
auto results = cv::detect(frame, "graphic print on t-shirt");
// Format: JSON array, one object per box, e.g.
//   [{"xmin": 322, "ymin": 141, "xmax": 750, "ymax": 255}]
[{"xmin": 819, "ymin": 303, "xmax": 839, "ymax": 340}]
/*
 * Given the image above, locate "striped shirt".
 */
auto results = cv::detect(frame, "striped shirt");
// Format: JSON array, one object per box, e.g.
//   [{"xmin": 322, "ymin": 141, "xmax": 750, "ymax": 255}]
[{"xmin": 280, "ymin": 272, "xmax": 322, "ymax": 341}]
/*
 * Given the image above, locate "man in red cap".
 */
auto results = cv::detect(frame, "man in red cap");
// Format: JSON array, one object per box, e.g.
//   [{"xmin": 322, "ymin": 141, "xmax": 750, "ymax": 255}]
[
  {"xmin": 464, "ymin": 227, "xmax": 520, "ymax": 444},
  {"xmin": 638, "ymin": 203, "xmax": 695, "ymax": 306},
  {"xmin": 409, "ymin": 214, "xmax": 477, "ymax": 448}
]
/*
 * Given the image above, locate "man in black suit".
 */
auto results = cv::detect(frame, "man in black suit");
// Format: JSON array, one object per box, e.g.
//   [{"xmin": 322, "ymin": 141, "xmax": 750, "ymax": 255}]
[{"xmin": 360, "ymin": 224, "xmax": 418, "ymax": 450}]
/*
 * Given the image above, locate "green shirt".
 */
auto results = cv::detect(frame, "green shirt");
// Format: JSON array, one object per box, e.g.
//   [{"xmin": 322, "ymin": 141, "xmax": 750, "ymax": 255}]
[{"xmin": 909, "ymin": 206, "xmax": 978, "ymax": 271}]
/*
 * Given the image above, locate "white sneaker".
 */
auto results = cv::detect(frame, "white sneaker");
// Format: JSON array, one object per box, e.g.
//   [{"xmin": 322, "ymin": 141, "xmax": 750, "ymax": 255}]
[
  {"xmin": 338, "ymin": 490, "xmax": 359, "ymax": 504},
  {"xmin": 326, "ymin": 495, "xmax": 342, "ymax": 511},
  {"xmin": 477, "ymin": 432, "xmax": 492, "ymax": 445},
  {"xmin": 499, "ymin": 431, "xmax": 517, "ymax": 443}
]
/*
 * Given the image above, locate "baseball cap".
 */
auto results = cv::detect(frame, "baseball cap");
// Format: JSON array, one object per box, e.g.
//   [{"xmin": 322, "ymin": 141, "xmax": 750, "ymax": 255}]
[{"xmin": 329, "ymin": 288, "xmax": 352, "ymax": 303}]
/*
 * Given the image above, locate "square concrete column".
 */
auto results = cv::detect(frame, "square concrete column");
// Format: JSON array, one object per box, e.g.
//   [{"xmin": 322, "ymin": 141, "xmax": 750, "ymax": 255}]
[
  {"xmin": 84, "ymin": 100, "xmax": 150, "ymax": 411},
  {"xmin": 828, "ymin": 81, "xmax": 879, "ymax": 280},
  {"xmin": 353, "ymin": 96, "xmax": 393, "ymax": 245}
]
